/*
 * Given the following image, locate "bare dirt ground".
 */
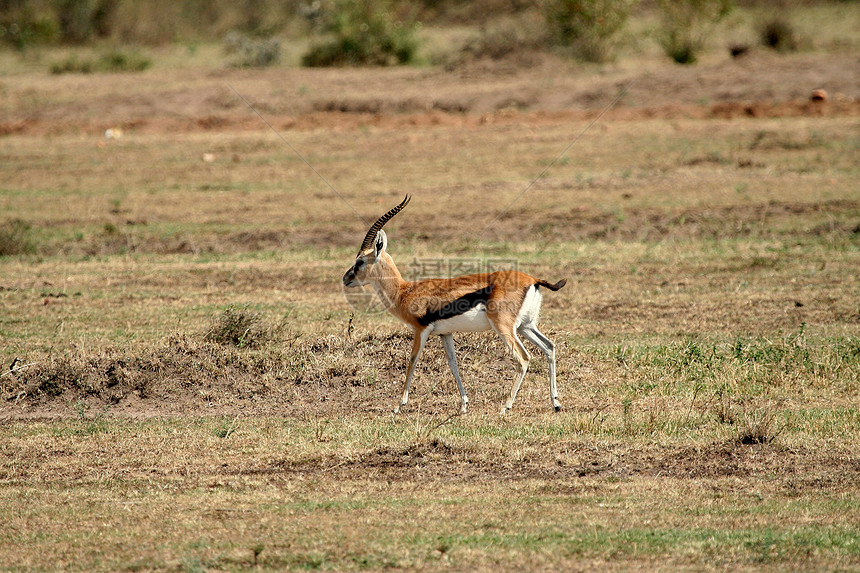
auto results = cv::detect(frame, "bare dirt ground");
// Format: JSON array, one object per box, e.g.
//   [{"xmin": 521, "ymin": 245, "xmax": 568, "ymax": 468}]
[{"xmin": 2, "ymin": 50, "xmax": 859, "ymax": 138}]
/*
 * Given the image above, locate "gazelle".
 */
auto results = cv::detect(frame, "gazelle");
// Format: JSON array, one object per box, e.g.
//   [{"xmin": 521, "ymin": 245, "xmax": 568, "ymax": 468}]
[{"xmin": 342, "ymin": 195, "xmax": 567, "ymax": 414}]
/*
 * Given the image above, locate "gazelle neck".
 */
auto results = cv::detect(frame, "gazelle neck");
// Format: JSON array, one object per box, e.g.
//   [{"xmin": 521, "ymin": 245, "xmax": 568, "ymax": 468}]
[{"xmin": 370, "ymin": 252, "xmax": 406, "ymax": 316}]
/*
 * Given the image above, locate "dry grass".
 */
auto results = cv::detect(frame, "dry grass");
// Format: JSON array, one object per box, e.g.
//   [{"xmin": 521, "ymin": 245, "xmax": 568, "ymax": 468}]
[
  {"xmin": 1, "ymin": 413, "xmax": 858, "ymax": 571},
  {"xmin": 1, "ymin": 20, "xmax": 859, "ymax": 571}
]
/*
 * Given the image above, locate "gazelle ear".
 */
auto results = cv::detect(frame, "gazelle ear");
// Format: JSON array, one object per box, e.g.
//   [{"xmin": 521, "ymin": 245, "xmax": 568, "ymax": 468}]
[{"xmin": 374, "ymin": 230, "xmax": 387, "ymax": 258}]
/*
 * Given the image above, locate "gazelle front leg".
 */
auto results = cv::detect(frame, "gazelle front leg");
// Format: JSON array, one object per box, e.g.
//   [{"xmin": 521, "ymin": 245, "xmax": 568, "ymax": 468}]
[
  {"xmin": 394, "ymin": 327, "xmax": 430, "ymax": 413},
  {"xmin": 441, "ymin": 333, "xmax": 469, "ymax": 414}
]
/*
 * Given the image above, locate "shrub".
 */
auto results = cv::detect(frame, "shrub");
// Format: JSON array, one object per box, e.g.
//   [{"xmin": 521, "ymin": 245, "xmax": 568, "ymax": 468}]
[
  {"xmin": 736, "ymin": 404, "xmax": 785, "ymax": 445},
  {"xmin": 543, "ymin": 0, "xmax": 635, "ymax": 63},
  {"xmin": 98, "ymin": 48, "xmax": 151, "ymax": 71},
  {"xmin": 57, "ymin": 0, "xmax": 95, "ymax": 43},
  {"xmin": 302, "ymin": 0, "xmax": 419, "ymax": 67},
  {"xmin": 759, "ymin": 15, "xmax": 798, "ymax": 53},
  {"xmin": 656, "ymin": 0, "xmax": 733, "ymax": 64},
  {"xmin": 455, "ymin": 14, "xmax": 548, "ymax": 63},
  {"xmin": 52, "ymin": 48, "xmax": 151, "ymax": 74},
  {"xmin": 0, "ymin": 6, "xmax": 58, "ymax": 50},
  {"xmin": 55, "ymin": 0, "xmax": 116, "ymax": 43},
  {"xmin": 50, "ymin": 48, "xmax": 151, "ymax": 74},
  {"xmin": 204, "ymin": 306, "xmax": 284, "ymax": 349},
  {"xmin": 223, "ymin": 31, "xmax": 281, "ymax": 68},
  {"xmin": 0, "ymin": 219, "xmax": 37, "ymax": 256},
  {"xmin": 51, "ymin": 55, "xmax": 94, "ymax": 74}
]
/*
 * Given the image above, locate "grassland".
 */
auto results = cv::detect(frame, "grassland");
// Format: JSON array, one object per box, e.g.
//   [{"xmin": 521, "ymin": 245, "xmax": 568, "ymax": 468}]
[{"xmin": 2, "ymin": 14, "xmax": 860, "ymax": 571}]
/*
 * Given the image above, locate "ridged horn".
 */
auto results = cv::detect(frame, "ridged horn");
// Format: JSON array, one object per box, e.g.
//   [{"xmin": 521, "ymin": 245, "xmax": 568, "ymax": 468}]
[{"xmin": 359, "ymin": 195, "xmax": 411, "ymax": 254}]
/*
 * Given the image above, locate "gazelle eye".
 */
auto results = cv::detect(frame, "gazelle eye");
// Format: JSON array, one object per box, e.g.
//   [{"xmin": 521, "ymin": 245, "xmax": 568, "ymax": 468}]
[{"xmin": 355, "ymin": 260, "xmax": 365, "ymax": 270}]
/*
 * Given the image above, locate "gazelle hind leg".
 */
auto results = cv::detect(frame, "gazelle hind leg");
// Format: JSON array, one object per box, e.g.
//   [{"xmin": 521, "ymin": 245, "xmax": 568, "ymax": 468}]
[
  {"xmin": 441, "ymin": 333, "xmax": 469, "ymax": 414},
  {"xmin": 395, "ymin": 328, "xmax": 429, "ymax": 413},
  {"xmin": 519, "ymin": 325, "xmax": 561, "ymax": 411}
]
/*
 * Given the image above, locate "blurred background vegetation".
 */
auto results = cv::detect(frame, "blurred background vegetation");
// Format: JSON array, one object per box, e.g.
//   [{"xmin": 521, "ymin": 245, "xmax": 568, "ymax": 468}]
[{"xmin": 0, "ymin": 0, "xmax": 855, "ymax": 68}]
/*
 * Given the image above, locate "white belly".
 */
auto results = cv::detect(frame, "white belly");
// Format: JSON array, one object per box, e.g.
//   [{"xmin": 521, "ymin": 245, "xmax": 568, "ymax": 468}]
[{"xmin": 430, "ymin": 304, "xmax": 492, "ymax": 335}]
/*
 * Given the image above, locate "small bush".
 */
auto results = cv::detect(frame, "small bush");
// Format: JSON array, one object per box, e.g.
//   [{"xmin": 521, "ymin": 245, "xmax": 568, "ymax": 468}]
[
  {"xmin": 543, "ymin": 0, "xmax": 635, "ymax": 63},
  {"xmin": 737, "ymin": 404, "xmax": 785, "ymax": 445},
  {"xmin": 0, "ymin": 18, "xmax": 58, "ymax": 50},
  {"xmin": 57, "ymin": 0, "xmax": 96, "ymax": 44},
  {"xmin": 759, "ymin": 16, "xmax": 798, "ymax": 53},
  {"xmin": 662, "ymin": 39, "xmax": 697, "ymax": 65},
  {"xmin": 0, "ymin": 0, "xmax": 116, "ymax": 47},
  {"xmin": 204, "ymin": 306, "xmax": 284, "ymax": 349},
  {"xmin": 302, "ymin": 0, "xmax": 419, "ymax": 67},
  {"xmin": 50, "ymin": 48, "xmax": 151, "ymax": 74},
  {"xmin": 99, "ymin": 48, "xmax": 151, "ymax": 71},
  {"xmin": 50, "ymin": 55, "xmax": 94, "ymax": 74},
  {"xmin": 657, "ymin": 0, "xmax": 733, "ymax": 64},
  {"xmin": 455, "ymin": 15, "xmax": 547, "ymax": 63},
  {"xmin": 224, "ymin": 31, "xmax": 281, "ymax": 68},
  {"xmin": 0, "ymin": 219, "xmax": 37, "ymax": 256}
]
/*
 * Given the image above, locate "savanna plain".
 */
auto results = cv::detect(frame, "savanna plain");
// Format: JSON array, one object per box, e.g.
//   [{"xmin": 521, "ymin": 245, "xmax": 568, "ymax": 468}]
[{"xmin": 2, "ymin": 8, "xmax": 860, "ymax": 572}]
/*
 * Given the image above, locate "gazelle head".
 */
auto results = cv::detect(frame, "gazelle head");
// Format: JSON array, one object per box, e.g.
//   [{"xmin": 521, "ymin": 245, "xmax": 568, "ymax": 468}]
[{"xmin": 342, "ymin": 195, "xmax": 410, "ymax": 288}]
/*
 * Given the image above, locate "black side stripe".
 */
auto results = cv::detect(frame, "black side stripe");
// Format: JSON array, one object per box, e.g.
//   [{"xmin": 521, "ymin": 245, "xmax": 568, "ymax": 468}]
[{"xmin": 417, "ymin": 286, "xmax": 494, "ymax": 326}]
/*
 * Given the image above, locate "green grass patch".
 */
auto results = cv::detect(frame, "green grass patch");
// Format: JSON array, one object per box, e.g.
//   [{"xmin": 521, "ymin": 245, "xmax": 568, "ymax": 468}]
[{"xmin": 50, "ymin": 48, "xmax": 152, "ymax": 74}]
